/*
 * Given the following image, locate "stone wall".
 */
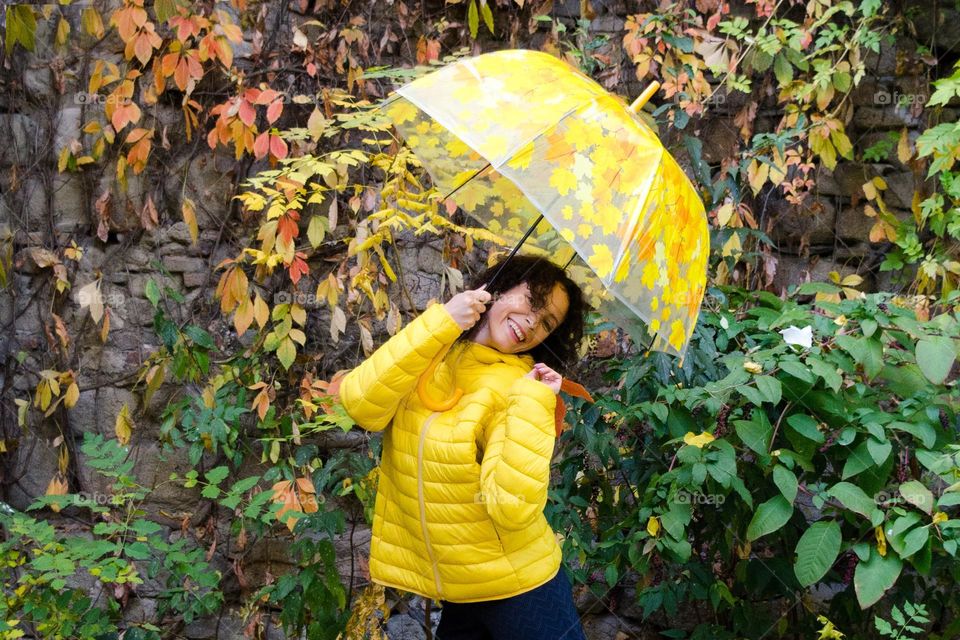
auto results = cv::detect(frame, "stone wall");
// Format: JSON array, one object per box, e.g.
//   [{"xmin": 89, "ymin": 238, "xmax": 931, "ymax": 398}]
[{"xmin": 0, "ymin": 0, "xmax": 956, "ymax": 638}]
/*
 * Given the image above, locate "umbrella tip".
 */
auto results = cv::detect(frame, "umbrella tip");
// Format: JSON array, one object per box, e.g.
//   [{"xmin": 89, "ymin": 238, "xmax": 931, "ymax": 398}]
[{"xmin": 629, "ymin": 81, "xmax": 661, "ymax": 113}]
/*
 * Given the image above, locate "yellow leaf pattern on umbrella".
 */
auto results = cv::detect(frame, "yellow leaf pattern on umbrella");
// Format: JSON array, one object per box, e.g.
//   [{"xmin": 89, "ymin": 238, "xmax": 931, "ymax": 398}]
[{"xmin": 383, "ymin": 49, "xmax": 709, "ymax": 359}]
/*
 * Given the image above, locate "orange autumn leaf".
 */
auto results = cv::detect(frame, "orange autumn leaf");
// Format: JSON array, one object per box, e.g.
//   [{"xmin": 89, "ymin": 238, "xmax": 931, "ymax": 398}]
[
  {"xmin": 271, "ymin": 477, "xmax": 319, "ymax": 532},
  {"xmin": 46, "ymin": 473, "xmax": 70, "ymax": 512}
]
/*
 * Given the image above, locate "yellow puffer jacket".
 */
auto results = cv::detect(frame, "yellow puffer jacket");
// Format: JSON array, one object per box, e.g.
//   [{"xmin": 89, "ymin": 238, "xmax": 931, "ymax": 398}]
[{"xmin": 339, "ymin": 302, "xmax": 563, "ymax": 603}]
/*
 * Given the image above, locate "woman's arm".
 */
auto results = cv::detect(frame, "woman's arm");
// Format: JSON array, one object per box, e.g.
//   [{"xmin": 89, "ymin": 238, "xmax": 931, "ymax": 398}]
[
  {"xmin": 478, "ymin": 375, "xmax": 558, "ymax": 531},
  {"xmin": 339, "ymin": 302, "xmax": 462, "ymax": 431}
]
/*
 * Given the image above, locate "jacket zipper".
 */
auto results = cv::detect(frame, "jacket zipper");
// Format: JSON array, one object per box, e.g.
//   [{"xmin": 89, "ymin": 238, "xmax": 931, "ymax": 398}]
[{"xmin": 418, "ymin": 411, "xmax": 443, "ymax": 598}]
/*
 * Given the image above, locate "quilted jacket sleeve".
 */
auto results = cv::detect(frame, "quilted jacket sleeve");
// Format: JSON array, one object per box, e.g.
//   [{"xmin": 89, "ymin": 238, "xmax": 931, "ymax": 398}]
[
  {"xmin": 339, "ymin": 302, "xmax": 462, "ymax": 432},
  {"xmin": 478, "ymin": 375, "xmax": 558, "ymax": 531}
]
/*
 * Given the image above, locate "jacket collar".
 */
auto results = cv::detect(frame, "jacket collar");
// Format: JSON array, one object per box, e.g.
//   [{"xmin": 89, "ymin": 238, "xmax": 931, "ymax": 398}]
[{"xmin": 448, "ymin": 339, "xmax": 535, "ymax": 369}]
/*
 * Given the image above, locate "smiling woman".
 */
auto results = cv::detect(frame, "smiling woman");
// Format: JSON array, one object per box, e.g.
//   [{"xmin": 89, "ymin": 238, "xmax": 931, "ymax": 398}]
[
  {"xmin": 337, "ymin": 253, "xmax": 589, "ymax": 639},
  {"xmin": 458, "ymin": 255, "xmax": 586, "ymax": 375}
]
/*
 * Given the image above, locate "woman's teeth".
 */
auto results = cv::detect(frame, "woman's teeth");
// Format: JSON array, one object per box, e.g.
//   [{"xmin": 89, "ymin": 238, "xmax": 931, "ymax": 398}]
[{"xmin": 508, "ymin": 318, "xmax": 525, "ymax": 342}]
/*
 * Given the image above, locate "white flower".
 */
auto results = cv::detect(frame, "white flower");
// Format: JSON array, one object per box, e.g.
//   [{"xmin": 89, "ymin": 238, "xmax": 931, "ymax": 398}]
[{"xmin": 780, "ymin": 325, "xmax": 813, "ymax": 349}]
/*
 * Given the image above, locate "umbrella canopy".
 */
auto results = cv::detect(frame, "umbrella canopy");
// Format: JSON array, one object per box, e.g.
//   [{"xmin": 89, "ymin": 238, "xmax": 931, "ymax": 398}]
[{"xmin": 383, "ymin": 49, "xmax": 709, "ymax": 362}]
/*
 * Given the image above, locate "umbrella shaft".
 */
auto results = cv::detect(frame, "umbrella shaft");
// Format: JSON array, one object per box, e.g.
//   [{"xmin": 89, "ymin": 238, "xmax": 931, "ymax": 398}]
[{"xmin": 485, "ymin": 213, "xmax": 544, "ymax": 292}]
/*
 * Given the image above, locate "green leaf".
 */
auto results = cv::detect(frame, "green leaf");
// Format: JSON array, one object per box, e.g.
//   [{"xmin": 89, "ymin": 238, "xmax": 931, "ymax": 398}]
[
  {"xmin": 735, "ymin": 410, "xmax": 772, "ymax": 455},
  {"xmin": 891, "ymin": 421, "xmax": 936, "ymax": 448},
  {"xmin": 778, "ymin": 359, "xmax": 815, "ymax": 383},
  {"xmin": 480, "ymin": 0, "xmax": 495, "ymax": 35},
  {"xmin": 5, "ymin": 4, "xmax": 37, "ymax": 55},
  {"xmin": 774, "ymin": 465, "xmax": 798, "ymax": 503},
  {"xmin": 915, "ymin": 336, "xmax": 956, "ymax": 384},
  {"xmin": 867, "ymin": 437, "xmax": 892, "ymax": 465},
  {"xmin": 841, "ymin": 441, "xmax": 876, "ymax": 479},
  {"xmin": 828, "ymin": 481, "xmax": 880, "ymax": 521},
  {"xmin": 307, "ymin": 215, "xmax": 327, "ymax": 248},
  {"xmin": 835, "ymin": 335, "xmax": 884, "ymax": 380},
  {"xmin": 604, "ymin": 564, "xmax": 618, "ymax": 587},
  {"xmin": 277, "ymin": 336, "xmax": 296, "ymax": 369},
  {"xmin": 854, "ymin": 552, "xmax": 902, "ymax": 609},
  {"xmin": 201, "ymin": 484, "xmax": 221, "ymax": 499},
  {"xmin": 808, "ymin": 357, "xmax": 842, "ymax": 391},
  {"xmin": 773, "ymin": 53, "xmax": 793, "ymax": 85},
  {"xmin": 785, "ymin": 414, "xmax": 825, "ymax": 443},
  {"xmin": 900, "ymin": 525, "xmax": 929, "ymax": 558},
  {"xmin": 230, "ymin": 476, "xmax": 260, "ymax": 494},
  {"xmin": 794, "ymin": 520, "xmax": 841, "ymax": 587},
  {"xmin": 145, "ymin": 279, "xmax": 160, "ymax": 307},
  {"xmin": 204, "ymin": 466, "xmax": 230, "ymax": 485},
  {"xmin": 467, "ymin": 0, "xmax": 479, "ymax": 38},
  {"xmin": 755, "ymin": 375, "xmax": 782, "ymax": 405},
  {"xmin": 899, "ymin": 480, "xmax": 934, "ymax": 514},
  {"xmin": 746, "ymin": 495, "xmax": 793, "ymax": 541}
]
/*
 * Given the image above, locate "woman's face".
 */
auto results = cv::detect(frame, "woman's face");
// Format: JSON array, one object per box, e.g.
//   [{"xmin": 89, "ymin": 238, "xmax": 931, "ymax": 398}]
[{"xmin": 472, "ymin": 281, "xmax": 569, "ymax": 354}]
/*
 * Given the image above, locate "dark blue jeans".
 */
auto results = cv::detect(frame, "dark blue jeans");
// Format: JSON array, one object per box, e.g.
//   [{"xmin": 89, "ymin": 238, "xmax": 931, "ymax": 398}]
[{"xmin": 435, "ymin": 567, "xmax": 587, "ymax": 640}]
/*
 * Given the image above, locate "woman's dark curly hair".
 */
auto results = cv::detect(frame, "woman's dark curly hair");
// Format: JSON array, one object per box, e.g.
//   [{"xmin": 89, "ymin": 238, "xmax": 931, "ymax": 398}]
[{"xmin": 457, "ymin": 254, "xmax": 586, "ymax": 375}]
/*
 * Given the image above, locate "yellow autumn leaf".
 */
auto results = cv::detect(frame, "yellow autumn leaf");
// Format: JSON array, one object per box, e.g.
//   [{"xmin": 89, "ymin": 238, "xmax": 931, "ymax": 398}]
[
  {"xmin": 46, "ymin": 473, "xmax": 69, "ymax": 513},
  {"xmin": 874, "ymin": 525, "xmax": 887, "ymax": 557},
  {"xmin": 747, "ymin": 158, "xmax": 769, "ymax": 195},
  {"xmin": 715, "ymin": 202, "xmax": 734, "ymax": 227},
  {"xmin": 743, "ymin": 360, "xmax": 762, "ymax": 374},
  {"xmin": 64, "ymin": 381, "xmax": 79, "ymax": 409},
  {"xmin": 115, "ymin": 403, "xmax": 134, "ymax": 445},
  {"xmin": 816, "ymin": 615, "xmax": 845, "ymax": 640},
  {"xmin": 646, "ymin": 516, "xmax": 660, "ymax": 537},
  {"xmin": 932, "ymin": 511, "xmax": 948, "ymax": 525},
  {"xmin": 683, "ymin": 431, "xmax": 715, "ymax": 448},
  {"xmin": 253, "ymin": 293, "xmax": 269, "ymax": 329},
  {"xmin": 897, "ymin": 128, "xmax": 912, "ymax": 164},
  {"xmin": 182, "ymin": 197, "xmax": 199, "ymax": 245}
]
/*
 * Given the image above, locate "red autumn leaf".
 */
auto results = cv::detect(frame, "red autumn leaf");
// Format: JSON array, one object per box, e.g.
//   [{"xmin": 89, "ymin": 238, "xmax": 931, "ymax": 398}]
[
  {"xmin": 288, "ymin": 254, "xmax": 309, "ymax": 285},
  {"xmin": 553, "ymin": 378, "xmax": 595, "ymax": 437},
  {"xmin": 277, "ymin": 212, "xmax": 300, "ymax": 245},
  {"xmin": 269, "ymin": 134, "xmax": 288, "ymax": 159},
  {"xmin": 266, "ymin": 99, "xmax": 283, "ymax": 124},
  {"xmin": 237, "ymin": 100, "xmax": 256, "ymax": 127},
  {"xmin": 255, "ymin": 88, "xmax": 281, "ymax": 104},
  {"xmin": 253, "ymin": 131, "xmax": 270, "ymax": 159}
]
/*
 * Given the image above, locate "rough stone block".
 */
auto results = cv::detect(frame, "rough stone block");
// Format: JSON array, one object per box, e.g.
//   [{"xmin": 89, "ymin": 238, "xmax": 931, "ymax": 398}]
[
  {"xmin": 836, "ymin": 205, "xmax": 912, "ymax": 244},
  {"xmin": 771, "ymin": 254, "xmax": 870, "ymax": 297},
  {"xmin": 4, "ymin": 430, "xmax": 60, "ymax": 511},
  {"xmin": 853, "ymin": 106, "xmax": 923, "ymax": 129},
  {"xmin": 0, "ymin": 113, "xmax": 41, "ymax": 166},
  {"xmin": 54, "ymin": 106, "xmax": 83, "ymax": 152},
  {"xmin": 767, "ymin": 197, "xmax": 836, "ymax": 249},
  {"xmin": 163, "ymin": 255, "xmax": 207, "ymax": 273}
]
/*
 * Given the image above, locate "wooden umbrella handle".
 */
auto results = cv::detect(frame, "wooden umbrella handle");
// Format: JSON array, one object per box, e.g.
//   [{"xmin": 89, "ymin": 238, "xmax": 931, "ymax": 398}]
[{"xmin": 416, "ymin": 342, "xmax": 463, "ymax": 412}]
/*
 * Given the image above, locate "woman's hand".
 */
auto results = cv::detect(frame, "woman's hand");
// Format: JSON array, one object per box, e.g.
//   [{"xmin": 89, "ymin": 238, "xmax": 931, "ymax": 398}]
[
  {"xmin": 525, "ymin": 362, "xmax": 562, "ymax": 394},
  {"xmin": 443, "ymin": 285, "xmax": 491, "ymax": 331}
]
